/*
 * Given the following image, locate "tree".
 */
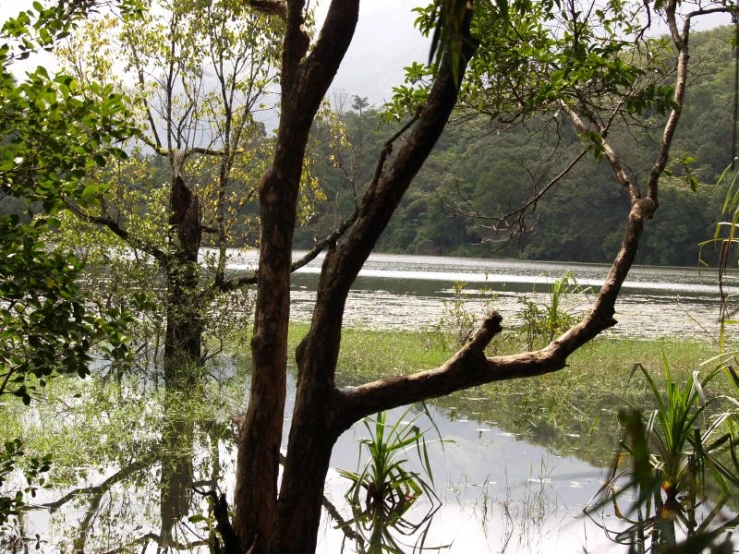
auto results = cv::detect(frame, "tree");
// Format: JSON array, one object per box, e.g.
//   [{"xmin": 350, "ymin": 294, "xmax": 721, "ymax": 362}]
[
  {"xmin": 222, "ymin": 1, "xmax": 735, "ymax": 553},
  {"xmin": 52, "ymin": 0, "xmax": 297, "ymax": 384},
  {"xmin": 0, "ymin": 0, "xmax": 137, "ymax": 531}
]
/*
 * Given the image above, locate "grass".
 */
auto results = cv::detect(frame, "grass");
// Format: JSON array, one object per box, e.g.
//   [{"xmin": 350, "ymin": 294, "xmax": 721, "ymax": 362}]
[
  {"xmin": 286, "ymin": 323, "xmax": 715, "ymax": 389},
  {"xmin": 286, "ymin": 326, "xmax": 721, "ymax": 468},
  {"xmin": 3, "ymin": 326, "xmax": 725, "ymax": 481}
]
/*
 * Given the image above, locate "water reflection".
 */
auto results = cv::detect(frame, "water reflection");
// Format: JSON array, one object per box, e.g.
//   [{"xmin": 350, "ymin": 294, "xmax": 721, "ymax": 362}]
[{"xmin": 9, "ymin": 363, "xmax": 640, "ymax": 554}]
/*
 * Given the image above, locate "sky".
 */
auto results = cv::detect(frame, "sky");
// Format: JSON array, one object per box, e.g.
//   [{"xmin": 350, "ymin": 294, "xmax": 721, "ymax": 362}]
[
  {"xmin": 1, "ymin": 0, "xmax": 734, "ymax": 106},
  {"xmin": 0, "ymin": 0, "xmax": 429, "ymax": 107},
  {"xmin": 314, "ymin": 0, "xmax": 429, "ymax": 105}
]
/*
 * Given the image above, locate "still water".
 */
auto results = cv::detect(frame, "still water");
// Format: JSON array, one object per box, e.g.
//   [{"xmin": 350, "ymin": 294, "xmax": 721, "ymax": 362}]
[
  {"xmin": 6, "ymin": 253, "xmax": 735, "ymax": 552},
  {"xmin": 11, "ymin": 371, "xmax": 627, "ymax": 554},
  {"xmin": 227, "ymin": 250, "xmax": 731, "ymax": 340}
]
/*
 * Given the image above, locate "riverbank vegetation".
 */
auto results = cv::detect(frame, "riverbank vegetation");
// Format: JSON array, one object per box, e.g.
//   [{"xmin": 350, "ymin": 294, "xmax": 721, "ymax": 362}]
[
  {"xmin": 3, "ymin": 327, "xmax": 721, "ymax": 479},
  {"xmin": 298, "ymin": 24, "xmax": 739, "ymax": 267}
]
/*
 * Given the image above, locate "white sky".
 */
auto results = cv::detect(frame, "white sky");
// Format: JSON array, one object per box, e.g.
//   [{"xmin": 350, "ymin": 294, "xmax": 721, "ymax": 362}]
[
  {"xmin": 0, "ymin": 0, "xmax": 734, "ymax": 105},
  {"xmin": 0, "ymin": 0, "xmax": 428, "ymax": 105}
]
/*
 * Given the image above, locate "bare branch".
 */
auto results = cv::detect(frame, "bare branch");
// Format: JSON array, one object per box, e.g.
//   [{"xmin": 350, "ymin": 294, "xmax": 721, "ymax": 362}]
[
  {"xmin": 371, "ymin": 108, "xmax": 422, "ymax": 186},
  {"xmin": 30, "ymin": 456, "xmax": 154, "ymax": 512},
  {"xmin": 214, "ymin": 210, "xmax": 359, "ymax": 293},
  {"xmin": 339, "ymin": 193, "xmax": 653, "ymax": 423},
  {"xmin": 561, "ymin": 102, "xmax": 641, "ymax": 202},
  {"xmin": 452, "ymin": 147, "xmax": 588, "ymax": 236},
  {"xmin": 193, "ymin": 488, "xmax": 245, "ymax": 554}
]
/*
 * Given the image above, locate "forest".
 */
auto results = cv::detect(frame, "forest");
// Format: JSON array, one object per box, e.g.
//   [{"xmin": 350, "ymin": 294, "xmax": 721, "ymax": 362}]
[
  {"xmin": 298, "ymin": 25, "xmax": 739, "ymax": 266},
  {"xmin": 4, "ymin": 27, "xmax": 737, "ymax": 267}
]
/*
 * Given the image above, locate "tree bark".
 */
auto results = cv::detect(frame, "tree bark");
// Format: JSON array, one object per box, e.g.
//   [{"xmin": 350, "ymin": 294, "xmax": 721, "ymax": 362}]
[
  {"xmin": 268, "ymin": 16, "xmax": 478, "ymax": 553},
  {"xmin": 164, "ymin": 173, "xmax": 204, "ymax": 386},
  {"xmin": 232, "ymin": 2, "xmax": 360, "ymax": 552}
]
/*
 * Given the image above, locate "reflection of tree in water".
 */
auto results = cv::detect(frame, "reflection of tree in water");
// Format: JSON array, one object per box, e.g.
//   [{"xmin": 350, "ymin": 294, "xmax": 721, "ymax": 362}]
[
  {"xmin": 158, "ymin": 387, "xmax": 197, "ymax": 550},
  {"xmin": 26, "ymin": 378, "xmax": 229, "ymax": 553},
  {"xmin": 16, "ymin": 365, "xmax": 371, "ymax": 553}
]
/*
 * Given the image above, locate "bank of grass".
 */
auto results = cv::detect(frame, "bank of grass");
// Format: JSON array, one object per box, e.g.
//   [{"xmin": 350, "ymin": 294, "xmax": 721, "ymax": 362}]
[
  {"xmin": 4, "ymin": 325, "xmax": 727, "ymax": 473},
  {"xmin": 288, "ymin": 323, "xmax": 715, "ymax": 387},
  {"xmin": 286, "ymin": 324, "xmax": 725, "ymax": 467}
]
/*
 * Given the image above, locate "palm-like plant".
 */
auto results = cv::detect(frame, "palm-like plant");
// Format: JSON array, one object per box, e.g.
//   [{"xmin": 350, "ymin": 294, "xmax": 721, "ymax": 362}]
[
  {"xmin": 589, "ymin": 360, "xmax": 739, "ymax": 553},
  {"xmin": 337, "ymin": 406, "xmax": 446, "ymax": 554}
]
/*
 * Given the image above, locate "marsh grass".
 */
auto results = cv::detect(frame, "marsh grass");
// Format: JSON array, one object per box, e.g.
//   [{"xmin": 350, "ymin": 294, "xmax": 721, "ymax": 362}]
[
  {"xmin": 587, "ymin": 360, "xmax": 739, "ymax": 552},
  {"xmin": 299, "ymin": 327, "xmax": 719, "ymax": 468},
  {"xmin": 337, "ymin": 407, "xmax": 444, "ymax": 553},
  {"xmin": 5, "ymin": 326, "xmax": 718, "ymax": 476}
]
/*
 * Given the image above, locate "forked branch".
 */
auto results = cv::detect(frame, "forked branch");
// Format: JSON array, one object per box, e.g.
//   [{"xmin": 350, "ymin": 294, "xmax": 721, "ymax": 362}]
[
  {"xmin": 337, "ymin": 0, "xmax": 708, "ymax": 427},
  {"xmin": 339, "ymin": 196, "xmax": 648, "ymax": 424},
  {"xmin": 211, "ymin": 210, "xmax": 358, "ymax": 294}
]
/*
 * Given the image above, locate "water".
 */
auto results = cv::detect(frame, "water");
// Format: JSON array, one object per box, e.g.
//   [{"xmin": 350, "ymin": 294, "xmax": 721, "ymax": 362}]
[
  {"xmin": 224, "ymin": 250, "xmax": 732, "ymax": 339},
  {"xmin": 5, "ymin": 253, "xmax": 736, "ymax": 552},
  {"xmin": 9, "ymin": 371, "xmax": 628, "ymax": 554}
]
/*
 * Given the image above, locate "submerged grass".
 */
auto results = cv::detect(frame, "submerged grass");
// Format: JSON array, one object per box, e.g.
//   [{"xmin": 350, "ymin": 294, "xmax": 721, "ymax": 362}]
[
  {"xmin": 288, "ymin": 323, "xmax": 714, "ymax": 389},
  {"xmin": 2, "ymin": 325, "xmax": 723, "ymax": 481}
]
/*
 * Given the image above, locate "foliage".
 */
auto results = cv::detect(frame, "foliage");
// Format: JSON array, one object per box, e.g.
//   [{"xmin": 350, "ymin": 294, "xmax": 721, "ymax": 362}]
[
  {"xmin": 0, "ymin": 439, "xmax": 51, "ymax": 541},
  {"xmin": 0, "ymin": 2, "xmax": 136, "ymax": 402},
  {"xmin": 298, "ymin": 23, "xmax": 739, "ymax": 267},
  {"xmin": 337, "ymin": 407, "xmax": 444, "ymax": 554},
  {"xmin": 590, "ymin": 360, "xmax": 739, "ymax": 552},
  {"xmin": 46, "ymin": 0, "xmax": 288, "ymax": 374},
  {"xmin": 700, "ymin": 166, "xmax": 739, "ymax": 352},
  {"xmin": 0, "ymin": 0, "xmax": 137, "ymax": 538},
  {"xmin": 427, "ymin": 281, "xmax": 497, "ymax": 348},
  {"xmin": 517, "ymin": 272, "xmax": 585, "ymax": 349}
]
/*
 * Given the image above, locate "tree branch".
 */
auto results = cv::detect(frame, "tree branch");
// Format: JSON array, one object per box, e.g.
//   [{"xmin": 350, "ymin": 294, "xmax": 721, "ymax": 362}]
[
  {"xmin": 214, "ymin": 210, "xmax": 358, "ymax": 294},
  {"xmin": 30, "ymin": 456, "xmax": 154, "ymax": 512},
  {"xmin": 562, "ymin": 102, "xmax": 641, "ymax": 202},
  {"xmin": 245, "ymin": 0, "xmax": 287, "ymax": 20},
  {"xmin": 65, "ymin": 200, "xmax": 169, "ymax": 264},
  {"xmin": 333, "ymin": 0, "xmax": 724, "ymax": 425},
  {"xmin": 294, "ymin": 0, "xmax": 360, "ymax": 116},
  {"xmin": 339, "ymin": 193, "xmax": 652, "ymax": 423},
  {"xmin": 193, "ymin": 488, "xmax": 246, "ymax": 554},
  {"xmin": 295, "ymin": 6, "xmax": 478, "ymax": 387}
]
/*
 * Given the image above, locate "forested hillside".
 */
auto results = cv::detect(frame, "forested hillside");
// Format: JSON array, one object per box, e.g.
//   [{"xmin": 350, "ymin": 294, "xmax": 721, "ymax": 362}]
[
  {"xmin": 298, "ymin": 25, "xmax": 738, "ymax": 266},
  {"xmin": 4, "ymin": 26, "xmax": 734, "ymax": 266}
]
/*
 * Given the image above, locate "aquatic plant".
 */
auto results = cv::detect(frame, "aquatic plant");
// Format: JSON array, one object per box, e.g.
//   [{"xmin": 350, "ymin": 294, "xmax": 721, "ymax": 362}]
[
  {"xmin": 337, "ymin": 406, "xmax": 445, "ymax": 554},
  {"xmin": 518, "ymin": 272, "xmax": 586, "ymax": 350},
  {"xmin": 429, "ymin": 281, "xmax": 498, "ymax": 349},
  {"xmin": 589, "ymin": 359, "xmax": 739, "ymax": 553}
]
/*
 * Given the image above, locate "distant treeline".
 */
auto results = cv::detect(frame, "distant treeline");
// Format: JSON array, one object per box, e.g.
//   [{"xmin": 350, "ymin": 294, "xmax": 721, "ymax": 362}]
[
  {"xmin": 3, "ymin": 26, "xmax": 734, "ymax": 268},
  {"xmin": 297, "ymin": 26, "xmax": 738, "ymax": 267}
]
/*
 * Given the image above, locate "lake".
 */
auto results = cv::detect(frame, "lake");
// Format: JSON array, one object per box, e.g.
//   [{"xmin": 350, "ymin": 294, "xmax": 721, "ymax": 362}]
[
  {"xmin": 4, "ymin": 253, "xmax": 736, "ymax": 553},
  {"xmin": 226, "ymin": 250, "xmax": 731, "ymax": 340}
]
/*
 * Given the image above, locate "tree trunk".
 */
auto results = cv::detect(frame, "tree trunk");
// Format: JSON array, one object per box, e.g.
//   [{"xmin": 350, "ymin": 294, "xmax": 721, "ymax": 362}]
[
  {"xmin": 232, "ymin": 2, "xmax": 360, "ymax": 552},
  {"xmin": 164, "ymin": 173, "xmax": 204, "ymax": 386},
  {"xmin": 226, "ymin": 2, "xmax": 701, "ymax": 554}
]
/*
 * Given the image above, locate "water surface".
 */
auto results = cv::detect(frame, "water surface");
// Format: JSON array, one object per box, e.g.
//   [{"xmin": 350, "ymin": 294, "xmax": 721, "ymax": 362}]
[{"xmin": 223, "ymin": 250, "xmax": 731, "ymax": 340}]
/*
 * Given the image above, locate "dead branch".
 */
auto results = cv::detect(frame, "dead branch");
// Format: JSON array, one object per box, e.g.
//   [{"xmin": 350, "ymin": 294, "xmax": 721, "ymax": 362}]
[{"xmin": 212, "ymin": 209, "xmax": 358, "ymax": 294}]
